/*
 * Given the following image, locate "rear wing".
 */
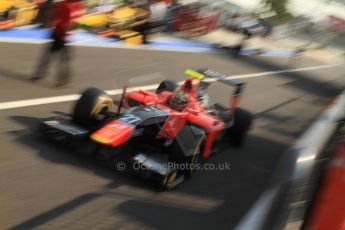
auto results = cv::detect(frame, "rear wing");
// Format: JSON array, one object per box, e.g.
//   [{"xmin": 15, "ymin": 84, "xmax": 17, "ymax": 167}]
[
  {"xmin": 197, "ymin": 69, "xmax": 244, "ymax": 94},
  {"xmin": 186, "ymin": 68, "xmax": 245, "ymax": 111}
]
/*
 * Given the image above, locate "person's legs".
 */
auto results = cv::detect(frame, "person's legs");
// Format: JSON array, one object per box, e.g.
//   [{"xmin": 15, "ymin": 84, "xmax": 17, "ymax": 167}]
[
  {"xmin": 31, "ymin": 43, "xmax": 53, "ymax": 80},
  {"xmin": 56, "ymin": 45, "xmax": 71, "ymax": 86},
  {"xmin": 31, "ymin": 32, "xmax": 63, "ymax": 81},
  {"xmin": 134, "ymin": 22, "xmax": 151, "ymax": 44},
  {"xmin": 36, "ymin": 0, "xmax": 54, "ymax": 27}
]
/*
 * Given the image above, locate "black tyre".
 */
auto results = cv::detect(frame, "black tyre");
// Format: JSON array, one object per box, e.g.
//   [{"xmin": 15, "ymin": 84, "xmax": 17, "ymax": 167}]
[
  {"xmin": 156, "ymin": 80, "xmax": 177, "ymax": 93},
  {"xmin": 169, "ymin": 126, "xmax": 206, "ymax": 176},
  {"xmin": 72, "ymin": 87, "xmax": 113, "ymax": 127},
  {"xmin": 186, "ymin": 134, "xmax": 205, "ymax": 176},
  {"xmin": 227, "ymin": 108, "xmax": 253, "ymax": 146},
  {"xmin": 162, "ymin": 170, "xmax": 179, "ymax": 189}
]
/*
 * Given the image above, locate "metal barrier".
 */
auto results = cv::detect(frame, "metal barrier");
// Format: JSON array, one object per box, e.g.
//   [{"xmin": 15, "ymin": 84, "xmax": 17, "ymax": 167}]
[{"xmin": 235, "ymin": 90, "xmax": 345, "ymax": 230}]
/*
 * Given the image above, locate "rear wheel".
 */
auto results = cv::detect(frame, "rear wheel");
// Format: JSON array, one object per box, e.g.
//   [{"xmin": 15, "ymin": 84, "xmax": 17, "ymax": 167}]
[
  {"xmin": 227, "ymin": 108, "xmax": 253, "ymax": 146},
  {"xmin": 72, "ymin": 87, "xmax": 114, "ymax": 127},
  {"xmin": 156, "ymin": 80, "xmax": 177, "ymax": 93}
]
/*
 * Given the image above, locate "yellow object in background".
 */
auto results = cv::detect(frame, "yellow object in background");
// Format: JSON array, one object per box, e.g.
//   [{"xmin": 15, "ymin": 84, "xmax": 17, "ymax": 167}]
[
  {"xmin": 111, "ymin": 6, "xmax": 136, "ymax": 21},
  {"xmin": 0, "ymin": 0, "xmax": 13, "ymax": 13},
  {"xmin": 124, "ymin": 34, "xmax": 142, "ymax": 45},
  {"xmin": 0, "ymin": 0, "xmax": 36, "ymax": 12},
  {"xmin": 0, "ymin": 0, "xmax": 38, "ymax": 28},
  {"xmin": 113, "ymin": 30, "xmax": 142, "ymax": 45},
  {"xmin": 75, "ymin": 5, "xmax": 148, "ymax": 29},
  {"xmin": 14, "ymin": 5, "xmax": 37, "ymax": 26},
  {"xmin": 76, "ymin": 14, "xmax": 108, "ymax": 28}
]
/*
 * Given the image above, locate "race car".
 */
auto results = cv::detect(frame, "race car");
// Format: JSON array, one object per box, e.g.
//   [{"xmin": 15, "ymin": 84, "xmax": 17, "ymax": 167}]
[
  {"xmin": 0, "ymin": 0, "xmax": 38, "ymax": 30},
  {"xmin": 76, "ymin": 5, "xmax": 148, "ymax": 31},
  {"xmin": 75, "ymin": 5, "xmax": 147, "ymax": 44},
  {"xmin": 40, "ymin": 69, "xmax": 253, "ymax": 189}
]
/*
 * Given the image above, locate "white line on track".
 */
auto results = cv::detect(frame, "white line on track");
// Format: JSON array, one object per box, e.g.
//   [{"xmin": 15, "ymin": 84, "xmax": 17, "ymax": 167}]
[
  {"xmin": 224, "ymin": 63, "xmax": 341, "ymax": 80},
  {"xmin": 0, "ymin": 37, "xmax": 50, "ymax": 44},
  {"xmin": 0, "ymin": 63, "xmax": 340, "ymax": 111},
  {"xmin": 0, "ymin": 85, "xmax": 160, "ymax": 111}
]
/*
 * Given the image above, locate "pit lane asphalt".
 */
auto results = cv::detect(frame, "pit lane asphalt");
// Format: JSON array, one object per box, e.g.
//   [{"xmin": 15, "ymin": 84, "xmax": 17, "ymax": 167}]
[{"xmin": 0, "ymin": 42, "xmax": 344, "ymax": 230}]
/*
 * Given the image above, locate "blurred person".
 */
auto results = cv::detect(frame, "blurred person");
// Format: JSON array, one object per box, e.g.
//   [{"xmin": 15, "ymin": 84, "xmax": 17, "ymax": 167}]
[
  {"xmin": 93, "ymin": 0, "xmax": 115, "ymax": 13},
  {"xmin": 164, "ymin": 0, "xmax": 181, "ymax": 32},
  {"xmin": 133, "ymin": 0, "xmax": 168, "ymax": 44},
  {"xmin": 229, "ymin": 37, "xmax": 247, "ymax": 57},
  {"xmin": 149, "ymin": 0, "xmax": 168, "ymax": 24},
  {"xmin": 35, "ymin": 0, "xmax": 54, "ymax": 27},
  {"xmin": 31, "ymin": 0, "xmax": 85, "ymax": 86}
]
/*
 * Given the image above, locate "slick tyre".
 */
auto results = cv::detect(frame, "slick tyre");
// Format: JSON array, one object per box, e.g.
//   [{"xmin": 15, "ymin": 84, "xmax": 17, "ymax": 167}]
[
  {"xmin": 169, "ymin": 128, "xmax": 205, "ymax": 177},
  {"xmin": 186, "ymin": 134, "xmax": 205, "ymax": 177},
  {"xmin": 162, "ymin": 170, "xmax": 179, "ymax": 190},
  {"xmin": 72, "ymin": 87, "xmax": 113, "ymax": 127}
]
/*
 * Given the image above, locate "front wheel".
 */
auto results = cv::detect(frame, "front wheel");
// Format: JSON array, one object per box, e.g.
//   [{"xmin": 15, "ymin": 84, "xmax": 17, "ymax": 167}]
[
  {"xmin": 186, "ymin": 134, "xmax": 205, "ymax": 176},
  {"xmin": 162, "ymin": 170, "xmax": 180, "ymax": 189},
  {"xmin": 169, "ymin": 127, "xmax": 206, "ymax": 177},
  {"xmin": 72, "ymin": 87, "xmax": 114, "ymax": 127}
]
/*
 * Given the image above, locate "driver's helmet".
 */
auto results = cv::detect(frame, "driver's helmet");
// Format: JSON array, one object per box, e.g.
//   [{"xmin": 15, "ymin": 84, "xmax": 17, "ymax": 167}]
[{"xmin": 170, "ymin": 90, "xmax": 189, "ymax": 111}]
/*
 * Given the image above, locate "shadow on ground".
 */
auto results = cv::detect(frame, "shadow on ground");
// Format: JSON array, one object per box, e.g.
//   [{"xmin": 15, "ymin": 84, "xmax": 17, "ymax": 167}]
[
  {"xmin": 8, "ymin": 115, "xmax": 287, "ymax": 230},
  {"xmin": 0, "ymin": 68, "xmax": 32, "ymax": 83}
]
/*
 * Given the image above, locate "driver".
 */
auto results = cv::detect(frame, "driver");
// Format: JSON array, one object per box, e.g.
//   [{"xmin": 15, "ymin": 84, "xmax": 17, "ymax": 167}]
[{"xmin": 170, "ymin": 90, "xmax": 190, "ymax": 111}]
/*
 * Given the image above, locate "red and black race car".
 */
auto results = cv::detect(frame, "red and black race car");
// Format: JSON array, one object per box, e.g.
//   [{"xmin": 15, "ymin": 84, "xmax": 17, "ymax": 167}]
[{"xmin": 41, "ymin": 69, "xmax": 253, "ymax": 189}]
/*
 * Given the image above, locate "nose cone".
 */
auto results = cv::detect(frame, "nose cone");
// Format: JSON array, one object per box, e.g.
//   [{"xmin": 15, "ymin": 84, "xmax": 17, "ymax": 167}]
[{"xmin": 91, "ymin": 120, "xmax": 134, "ymax": 147}]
